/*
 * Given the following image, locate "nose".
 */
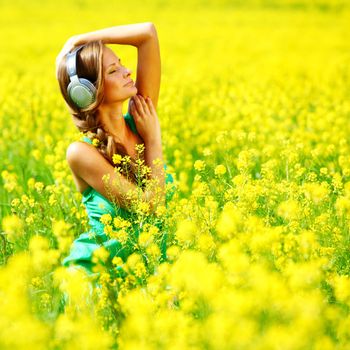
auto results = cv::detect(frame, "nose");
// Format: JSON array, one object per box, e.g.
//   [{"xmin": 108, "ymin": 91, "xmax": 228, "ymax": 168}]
[{"xmin": 124, "ymin": 67, "xmax": 132, "ymax": 77}]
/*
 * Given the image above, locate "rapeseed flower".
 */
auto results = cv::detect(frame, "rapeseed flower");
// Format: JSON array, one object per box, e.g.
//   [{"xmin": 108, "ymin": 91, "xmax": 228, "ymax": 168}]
[
  {"xmin": 277, "ymin": 199, "xmax": 301, "ymax": 221},
  {"xmin": 100, "ymin": 213, "xmax": 112, "ymax": 225},
  {"xmin": 92, "ymin": 138, "xmax": 100, "ymax": 147},
  {"xmin": 302, "ymin": 182, "xmax": 329, "ymax": 204},
  {"xmin": 194, "ymin": 160, "xmax": 206, "ymax": 171},
  {"xmin": 216, "ymin": 202, "xmax": 244, "ymax": 241},
  {"xmin": 92, "ymin": 246, "xmax": 110, "ymax": 265},
  {"xmin": 175, "ymin": 219, "xmax": 197, "ymax": 247},
  {"xmin": 112, "ymin": 153, "xmax": 122, "ymax": 165},
  {"xmin": 214, "ymin": 164, "xmax": 226, "ymax": 176},
  {"xmin": 1, "ymin": 214, "xmax": 23, "ymax": 242}
]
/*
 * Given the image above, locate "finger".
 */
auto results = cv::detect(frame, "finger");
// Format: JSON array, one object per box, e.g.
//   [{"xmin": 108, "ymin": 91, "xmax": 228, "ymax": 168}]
[
  {"xmin": 135, "ymin": 95, "xmax": 149, "ymax": 115},
  {"xmin": 133, "ymin": 97, "xmax": 145, "ymax": 115},
  {"xmin": 133, "ymin": 95, "xmax": 145, "ymax": 114},
  {"xmin": 146, "ymin": 97, "xmax": 156, "ymax": 114},
  {"xmin": 130, "ymin": 101, "xmax": 142, "ymax": 119},
  {"xmin": 137, "ymin": 95, "xmax": 150, "ymax": 114}
]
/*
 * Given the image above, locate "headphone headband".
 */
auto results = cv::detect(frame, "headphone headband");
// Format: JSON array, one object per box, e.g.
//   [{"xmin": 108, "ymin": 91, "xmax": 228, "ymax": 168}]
[{"xmin": 66, "ymin": 45, "xmax": 86, "ymax": 77}]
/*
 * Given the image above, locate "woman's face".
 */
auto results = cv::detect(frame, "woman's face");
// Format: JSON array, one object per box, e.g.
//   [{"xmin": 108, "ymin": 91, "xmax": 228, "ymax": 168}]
[{"xmin": 102, "ymin": 46, "xmax": 137, "ymax": 103}]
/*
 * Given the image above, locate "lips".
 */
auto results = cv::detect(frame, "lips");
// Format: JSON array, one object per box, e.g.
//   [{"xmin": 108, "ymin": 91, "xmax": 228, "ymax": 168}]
[{"xmin": 125, "ymin": 80, "xmax": 134, "ymax": 86}]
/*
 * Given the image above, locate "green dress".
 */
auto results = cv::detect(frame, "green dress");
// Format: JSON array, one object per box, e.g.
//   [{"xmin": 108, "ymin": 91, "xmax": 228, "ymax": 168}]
[{"xmin": 61, "ymin": 112, "xmax": 175, "ymax": 278}]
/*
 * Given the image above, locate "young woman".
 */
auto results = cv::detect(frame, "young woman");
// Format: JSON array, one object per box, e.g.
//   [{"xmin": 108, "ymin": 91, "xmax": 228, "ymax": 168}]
[{"xmin": 55, "ymin": 22, "xmax": 174, "ymax": 277}]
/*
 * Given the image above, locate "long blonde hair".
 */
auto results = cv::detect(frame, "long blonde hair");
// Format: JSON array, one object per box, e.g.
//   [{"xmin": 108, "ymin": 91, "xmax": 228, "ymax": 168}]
[{"xmin": 56, "ymin": 40, "xmax": 143, "ymax": 185}]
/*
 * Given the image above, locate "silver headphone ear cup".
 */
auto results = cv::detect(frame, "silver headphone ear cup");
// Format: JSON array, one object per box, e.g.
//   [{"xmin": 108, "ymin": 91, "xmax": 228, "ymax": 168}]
[
  {"xmin": 65, "ymin": 44, "xmax": 97, "ymax": 109},
  {"xmin": 79, "ymin": 78, "xmax": 97, "ymax": 97},
  {"xmin": 67, "ymin": 78, "xmax": 96, "ymax": 109}
]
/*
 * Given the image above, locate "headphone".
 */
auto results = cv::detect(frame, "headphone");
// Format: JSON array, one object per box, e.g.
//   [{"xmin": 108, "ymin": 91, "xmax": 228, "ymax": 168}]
[{"xmin": 66, "ymin": 44, "xmax": 96, "ymax": 109}]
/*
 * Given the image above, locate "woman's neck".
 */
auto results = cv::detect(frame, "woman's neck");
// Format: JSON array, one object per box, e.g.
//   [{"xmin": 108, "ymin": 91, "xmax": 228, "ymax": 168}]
[{"xmin": 97, "ymin": 103, "xmax": 129, "ymax": 142}]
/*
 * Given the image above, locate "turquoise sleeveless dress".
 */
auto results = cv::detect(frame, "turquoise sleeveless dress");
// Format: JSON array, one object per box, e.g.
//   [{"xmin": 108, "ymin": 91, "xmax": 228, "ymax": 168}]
[{"xmin": 61, "ymin": 111, "xmax": 175, "ymax": 277}]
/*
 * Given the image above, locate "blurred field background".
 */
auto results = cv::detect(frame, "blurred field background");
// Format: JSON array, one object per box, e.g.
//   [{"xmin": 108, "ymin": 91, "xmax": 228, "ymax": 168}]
[{"xmin": 1, "ymin": 0, "xmax": 350, "ymax": 348}]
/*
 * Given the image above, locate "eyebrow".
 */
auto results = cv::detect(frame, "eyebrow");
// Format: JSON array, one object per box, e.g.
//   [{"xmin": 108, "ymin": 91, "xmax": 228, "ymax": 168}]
[{"xmin": 108, "ymin": 58, "xmax": 121, "ymax": 67}]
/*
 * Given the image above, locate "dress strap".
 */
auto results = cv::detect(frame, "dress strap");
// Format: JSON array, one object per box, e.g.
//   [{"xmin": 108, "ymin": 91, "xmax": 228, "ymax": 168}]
[{"xmin": 82, "ymin": 135, "xmax": 93, "ymax": 144}]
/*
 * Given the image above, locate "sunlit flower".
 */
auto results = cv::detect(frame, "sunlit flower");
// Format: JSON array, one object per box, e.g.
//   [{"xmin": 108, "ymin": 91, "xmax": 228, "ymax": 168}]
[
  {"xmin": 1, "ymin": 214, "xmax": 23, "ymax": 241},
  {"xmin": 92, "ymin": 138, "xmax": 100, "ymax": 147},
  {"xmin": 194, "ymin": 160, "xmax": 206, "ymax": 171},
  {"xmin": 112, "ymin": 153, "xmax": 122, "ymax": 164},
  {"xmin": 214, "ymin": 164, "xmax": 226, "ymax": 176},
  {"xmin": 277, "ymin": 199, "xmax": 301, "ymax": 221},
  {"xmin": 92, "ymin": 246, "xmax": 110, "ymax": 264},
  {"xmin": 100, "ymin": 213, "xmax": 112, "ymax": 225}
]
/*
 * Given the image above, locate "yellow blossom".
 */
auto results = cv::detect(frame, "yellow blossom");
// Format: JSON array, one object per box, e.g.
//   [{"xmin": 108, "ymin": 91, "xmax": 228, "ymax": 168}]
[
  {"xmin": 49, "ymin": 194, "xmax": 57, "ymax": 205},
  {"xmin": 194, "ymin": 160, "xmax": 206, "ymax": 171},
  {"xmin": 214, "ymin": 164, "xmax": 226, "ymax": 176},
  {"xmin": 113, "ymin": 216, "xmax": 132, "ymax": 229},
  {"xmin": 166, "ymin": 245, "xmax": 181, "ymax": 262},
  {"xmin": 137, "ymin": 201, "xmax": 150, "ymax": 215},
  {"xmin": 92, "ymin": 246, "xmax": 110, "ymax": 264},
  {"xmin": 100, "ymin": 213, "xmax": 112, "ymax": 225},
  {"xmin": 203, "ymin": 148, "xmax": 212, "ymax": 156},
  {"xmin": 25, "ymin": 213, "xmax": 36, "ymax": 224},
  {"xmin": 11, "ymin": 198, "xmax": 20, "ymax": 207},
  {"xmin": 27, "ymin": 178, "xmax": 35, "ymax": 189},
  {"xmin": 302, "ymin": 182, "xmax": 329, "ymax": 204},
  {"xmin": 216, "ymin": 202, "xmax": 243, "ymax": 241},
  {"xmin": 320, "ymin": 167, "xmax": 328, "ymax": 175},
  {"xmin": 175, "ymin": 219, "xmax": 197, "ymax": 247},
  {"xmin": 112, "ymin": 153, "xmax": 122, "ymax": 164},
  {"xmin": 155, "ymin": 205, "xmax": 166, "ymax": 216},
  {"xmin": 146, "ymin": 243, "xmax": 161, "ymax": 261},
  {"xmin": 92, "ymin": 138, "xmax": 100, "ymax": 147},
  {"xmin": 332, "ymin": 275, "xmax": 350, "ymax": 305},
  {"xmin": 114, "ymin": 229, "xmax": 129, "ymax": 244},
  {"xmin": 1, "ymin": 214, "xmax": 23, "ymax": 241},
  {"xmin": 112, "ymin": 256, "xmax": 124, "ymax": 267},
  {"xmin": 277, "ymin": 199, "xmax": 301, "ymax": 221},
  {"xmin": 335, "ymin": 196, "xmax": 350, "ymax": 217},
  {"xmin": 138, "ymin": 230, "xmax": 154, "ymax": 248},
  {"xmin": 34, "ymin": 182, "xmax": 44, "ymax": 192},
  {"xmin": 103, "ymin": 224, "xmax": 114, "ymax": 237}
]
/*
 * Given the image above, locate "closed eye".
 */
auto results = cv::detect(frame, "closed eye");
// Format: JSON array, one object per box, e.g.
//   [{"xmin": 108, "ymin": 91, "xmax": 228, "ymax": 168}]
[{"xmin": 109, "ymin": 62, "xmax": 125, "ymax": 74}]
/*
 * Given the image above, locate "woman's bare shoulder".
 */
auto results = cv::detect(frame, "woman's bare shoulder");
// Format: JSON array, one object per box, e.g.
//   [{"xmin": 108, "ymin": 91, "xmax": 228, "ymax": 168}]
[
  {"xmin": 66, "ymin": 140, "xmax": 102, "ymax": 168},
  {"xmin": 67, "ymin": 140, "xmax": 93, "ymax": 157}
]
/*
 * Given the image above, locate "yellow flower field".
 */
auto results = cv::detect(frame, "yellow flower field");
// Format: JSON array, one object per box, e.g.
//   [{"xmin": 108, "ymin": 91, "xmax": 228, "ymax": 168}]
[{"xmin": 1, "ymin": 0, "xmax": 350, "ymax": 348}]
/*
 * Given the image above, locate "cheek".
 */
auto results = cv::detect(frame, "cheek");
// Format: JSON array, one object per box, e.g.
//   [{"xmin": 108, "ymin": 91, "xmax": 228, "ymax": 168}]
[
  {"xmin": 105, "ymin": 75, "xmax": 124, "ymax": 88},
  {"xmin": 104, "ymin": 77, "xmax": 128, "ymax": 99},
  {"xmin": 104, "ymin": 78, "xmax": 118, "ymax": 93},
  {"xmin": 105, "ymin": 79, "xmax": 113, "ymax": 90}
]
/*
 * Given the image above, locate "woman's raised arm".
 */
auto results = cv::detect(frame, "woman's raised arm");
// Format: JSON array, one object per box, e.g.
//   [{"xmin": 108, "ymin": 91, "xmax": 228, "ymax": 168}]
[{"xmin": 73, "ymin": 22, "xmax": 154, "ymax": 48}]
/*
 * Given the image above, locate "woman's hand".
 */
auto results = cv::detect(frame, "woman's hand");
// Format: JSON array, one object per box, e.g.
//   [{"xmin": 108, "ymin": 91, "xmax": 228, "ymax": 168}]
[
  {"xmin": 55, "ymin": 35, "xmax": 80, "ymax": 79},
  {"xmin": 130, "ymin": 95, "xmax": 162, "ymax": 145}
]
